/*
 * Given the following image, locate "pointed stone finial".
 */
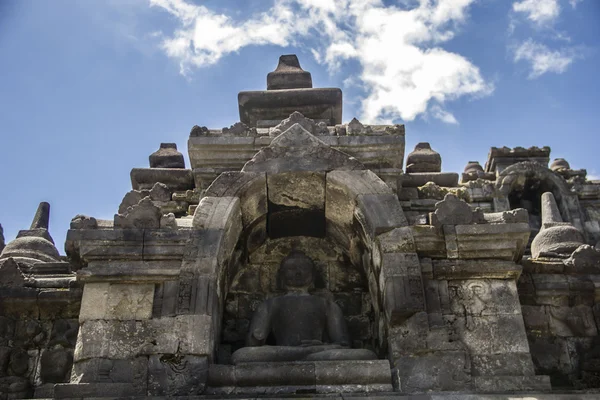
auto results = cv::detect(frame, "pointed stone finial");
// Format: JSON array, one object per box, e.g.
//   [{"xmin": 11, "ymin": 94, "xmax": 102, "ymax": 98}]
[
  {"xmin": 267, "ymin": 55, "xmax": 312, "ymax": 90},
  {"xmin": 30, "ymin": 202, "xmax": 50, "ymax": 230},
  {"xmin": 531, "ymin": 192, "xmax": 584, "ymax": 259},
  {"xmin": 0, "ymin": 223, "xmax": 4, "ymax": 254},
  {"xmin": 540, "ymin": 192, "xmax": 564, "ymax": 228}
]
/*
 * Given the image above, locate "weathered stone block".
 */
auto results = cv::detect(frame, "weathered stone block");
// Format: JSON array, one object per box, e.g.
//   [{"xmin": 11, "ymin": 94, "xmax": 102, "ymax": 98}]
[
  {"xmin": 235, "ymin": 361, "xmax": 315, "ymax": 387},
  {"xmin": 548, "ymin": 305, "xmax": 598, "ymax": 337},
  {"xmin": 147, "ymin": 354, "xmax": 208, "ymax": 396},
  {"xmin": 388, "ymin": 313, "xmax": 429, "ymax": 358},
  {"xmin": 106, "ymin": 283, "xmax": 154, "ymax": 320},
  {"xmin": 394, "ymin": 350, "xmax": 471, "ymax": 392},
  {"xmin": 74, "ymin": 315, "xmax": 215, "ymax": 362},
  {"xmin": 54, "ymin": 382, "xmax": 144, "ymax": 398},
  {"xmin": 470, "ymin": 353, "xmax": 535, "ymax": 376},
  {"xmin": 522, "ymin": 305, "xmax": 550, "ymax": 335},
  {"xmin": 471, "ymin": 375, "xmax": 551, "ymax": 391},
  {"xmin": 451, "ymin": 314, "xmax": 530, "ymax": 355},
  {"xmin": 433, "ymin": 260, "xmax": 522, "ymax": 280},
  {"xmin": 528, "ymin": 336, "xmax": 572, "ymax": 378},
  {"xmin": 314, "ymin": 360, "xmax": 392, "ymax": 387},
  {"xmin": 267, "ymin": 171, "xmax": 325, "ymax": 210},
  {"xmin": 79, "ymin": 283, "xmax": 154, "ymax": 321},
  {"xmin": 448, "ymin": 279, "xmax": 521, "ymax": 316},
  {"xmin": 355, "ymin": 194, "xmax": 407, "ymax": 239},
  {"xmin": 79, "ymin": 283, "xmax": 109, "ymax": 322},
  {"xmin": 376, "ymin": 227, "xmax": 416, "ymax": 254},
  {"xmin": 326, "ymin": 170, "xmax": 393, "ymax": 235},
  {"xmin": 130, "ymin": 168, "xmax": 193, "ymax": 191},
  {"xmin": 204, "ymin": 171, "xmax": 267, "ymax": 228}
]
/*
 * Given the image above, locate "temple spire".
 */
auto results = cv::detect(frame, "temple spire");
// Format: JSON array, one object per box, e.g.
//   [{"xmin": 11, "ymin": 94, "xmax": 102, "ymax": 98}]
[
  {"xmin": 540, "ymin": 192, "xmax": 563, "ymax": 228},
  {"xmin": 30, "ymin": 201, "xmax": 50, "ymax": 230}
]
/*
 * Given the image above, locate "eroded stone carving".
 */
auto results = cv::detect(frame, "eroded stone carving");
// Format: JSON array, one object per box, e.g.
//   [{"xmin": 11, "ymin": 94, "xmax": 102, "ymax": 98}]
[
  {"xmin": 269, "ymin": 111, "xmax": 319, "ymax": 137},
  {"xmin": 222, "ymin": 122, "xmax": 256, "ymax": 136},
  {"xmin": 114, "ymin": 197, "xmax": 161, "ymax": 229},
  {"xmin": 347, "ymin": 118, "xmax": 373, "ymax": 135},
  {"xmin": 418, "ymin": 182, "xmax": 470, "ymax": 201},
  {"xmin": 70, "ymin": 215, "xmax": 98, "ymax": 230},
  {"xmin": 434, "ymin": 193, "xmax": 474, "ymax": 225},
  {"xmin": 564, "ymin": 244, "xmax": 600, "ymax": 273},
  {"xmin": 230, "ymin": 251, "xmax": 377, "ymax": 364}
]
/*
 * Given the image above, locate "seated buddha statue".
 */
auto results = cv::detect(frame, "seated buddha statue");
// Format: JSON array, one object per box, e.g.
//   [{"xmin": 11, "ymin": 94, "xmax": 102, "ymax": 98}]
[{"xmin": 231, "ymin": 251, "xmax": 377, "ymax": 364}]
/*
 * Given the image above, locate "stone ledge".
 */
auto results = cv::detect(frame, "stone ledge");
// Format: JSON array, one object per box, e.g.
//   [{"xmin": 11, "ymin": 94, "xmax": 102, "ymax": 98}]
[
  {"xmin": 78, "ymin": 260, "xmax": 181, "ymax": 283},
  {"xmin": 432, "ymin": 259, "xmax": 522, "ymax": 280},
  {"xmin": 207, "ymin": 360, "xmax": 393, "ymax": 394}
]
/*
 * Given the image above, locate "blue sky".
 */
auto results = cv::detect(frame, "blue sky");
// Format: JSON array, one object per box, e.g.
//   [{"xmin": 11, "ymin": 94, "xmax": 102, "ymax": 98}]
[{"xmin": 1, "ymin": 0, "xmax": 599, "ymax": 253}]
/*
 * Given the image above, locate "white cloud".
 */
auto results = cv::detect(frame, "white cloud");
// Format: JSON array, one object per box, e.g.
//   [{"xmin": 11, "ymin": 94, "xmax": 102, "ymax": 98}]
[
  {"xmin": 150, "ymin": 0, "xmax": 494, "ymax": 124},
  {"xmin": 513, "ymin": 0, "xmax": 560, "ymax": 26},
  {"xmin": 513, "ymin": 39, "xmax": 575, "ymax": 78},
  {"xmin": 569, "ymin": 0, "xmax": 583, "ymax": 9},
  {"xmin": 430, "ymin": 105, "xmax": 458, "ymax": 124}
]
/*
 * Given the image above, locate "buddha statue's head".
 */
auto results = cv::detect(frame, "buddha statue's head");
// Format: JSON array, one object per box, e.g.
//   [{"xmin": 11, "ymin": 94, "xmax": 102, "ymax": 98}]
[{"xmin": 279, "ymin": 251, "xmax": 314, "ymax": 289}]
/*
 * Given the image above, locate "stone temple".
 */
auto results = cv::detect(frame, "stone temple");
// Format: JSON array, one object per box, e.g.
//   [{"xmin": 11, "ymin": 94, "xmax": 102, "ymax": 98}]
[{"xmin": 1, "ymin": 55, "xmax": 600, "ymax": 399}]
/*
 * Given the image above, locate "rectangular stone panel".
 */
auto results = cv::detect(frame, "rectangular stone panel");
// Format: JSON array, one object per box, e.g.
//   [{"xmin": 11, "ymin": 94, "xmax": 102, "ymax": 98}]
[
  {"xmin": 448, "ymin": 279, "xmax": 521, "ymax": 316},
  {"xmin": 394, "ymin": 350, "xmax": 471, "ymax": 392},
  {"xmin": 470, "ymin": 353, "xmax": 535, "ymax": 376},
  {"xmin": 74, "ymin": 315, "xmax": 215, "ymax": 362},
  {"xmin": 79, "ymin": 283, "xmax": 109, "ymax": 322},
  {"xmin": 450, "ymin": 314, "xmax": 530, "ymax": 355},
  {"xmin": 105, "ymin": 284, "xmax": 154, "ymax": 320},
  {"xmin": 267, "ymin": 171, "xmax": 325, "ymax": 210}
]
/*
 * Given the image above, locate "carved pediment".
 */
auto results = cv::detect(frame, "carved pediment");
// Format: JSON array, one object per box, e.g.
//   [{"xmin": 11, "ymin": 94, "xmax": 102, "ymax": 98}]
[{"xmin": 243, "ymin": 123, "xmax": 364, "ymax": 173}]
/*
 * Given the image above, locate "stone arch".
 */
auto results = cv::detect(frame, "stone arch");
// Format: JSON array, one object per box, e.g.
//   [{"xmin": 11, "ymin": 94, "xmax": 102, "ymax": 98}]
[
  {"xmin": 185, "ymin": 122, "xmax": 423, "ymax": 361},
  {"xmin": 495, "ymin": 161, "xmax": 585, "ymax": 234}
]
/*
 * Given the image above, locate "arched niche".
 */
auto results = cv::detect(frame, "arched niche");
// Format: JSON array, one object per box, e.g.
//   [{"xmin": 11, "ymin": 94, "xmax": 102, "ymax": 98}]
[
  {"xmin": 495, "ymin": 161, "xmax": 586, "ymax": 243},
  {"xmin": 188, "ymin": 123, "xmax": 422, "ymax": 363}
]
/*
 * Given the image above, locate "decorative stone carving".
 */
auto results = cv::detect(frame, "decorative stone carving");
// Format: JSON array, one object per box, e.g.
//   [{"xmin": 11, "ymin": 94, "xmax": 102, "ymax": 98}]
[
  {"xmin": 269, "ymin": 111, "xmax": 319, "ymax": 137},
  {"xmin": 406, "ymin": 143, "xmax": 441, "ymax": 173},
  {"xmin": 221, "ymin": 122, "xmax": 256, "ymax": 136},
  {"xmin": 149, "ymin": 143, "xmax": 185, "ymax": 169},
  {"xmin": 485, "ymin": 146, "xmax": 551, "ymax": 175},
  {"xmin": 531, "ymin": 192, "xmax": 584, "ymax": 258},
  {"xmin": 230, "ymin": 251, "xmax": 377, "ymax": 364},
  {"xmin": 434, "ymin": 194, "xmax": 473, "ymax": 225},
  {"xmin": 70, "ymin": 215, "xmax": 98, "ymax": 230},
  {"xmin": 189, "ymin": 125, "xmax": 209, "ymax": 137},
  {"xmin": 114, "ymin": 197, "xmax": 161, "ymax": 229},
  {"xmin": 418, "ymin": 182, "xmax": 470, "ymax": 201},
  {"xmin": 118, "ymin": 182, "xmax": 184, "ymax": 217},
  {"xmin": 160, "ymin": 213, "xmax": 177, "ymax": 229},
  {"xmin": 347, "ymin": 118, "xmax": 373, "ymax": 135}
]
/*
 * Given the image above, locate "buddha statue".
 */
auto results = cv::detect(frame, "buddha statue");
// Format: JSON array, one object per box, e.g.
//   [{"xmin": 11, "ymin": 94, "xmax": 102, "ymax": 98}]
[{"xmin": 231, "ymin": 251, "xmax": 377, "ymax": 364}]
